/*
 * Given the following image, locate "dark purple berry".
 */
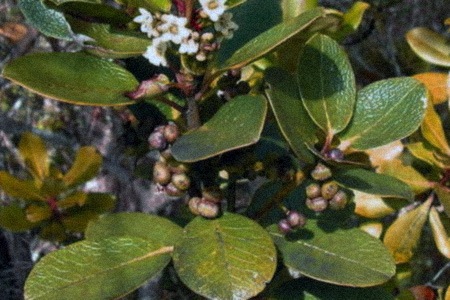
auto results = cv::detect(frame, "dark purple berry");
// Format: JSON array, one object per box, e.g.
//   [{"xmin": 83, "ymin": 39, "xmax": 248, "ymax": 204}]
[
  {"xmin": 306, "ymin": 197, "xmax": 328, "ymax": 212},
  {"xmin": 278, "ymin": 219, "xmax": 292, "ymax": 234},
  {"xmin": 286, "ymin": 210, "xmax": 307, "ymax": 228}
]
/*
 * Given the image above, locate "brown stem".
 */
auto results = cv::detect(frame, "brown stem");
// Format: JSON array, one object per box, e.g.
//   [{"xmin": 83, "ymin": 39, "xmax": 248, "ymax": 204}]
[{"xmin": 185, "ymin": 96, "xmax": 201, "ymax": 129}]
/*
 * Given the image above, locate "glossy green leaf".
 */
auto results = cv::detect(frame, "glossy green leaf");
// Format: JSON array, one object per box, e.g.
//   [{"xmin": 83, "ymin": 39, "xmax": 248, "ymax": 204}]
[
  {"xmin": 383, "ymin": 198, "xmax": 432, "ymax": 264},
  {"xmin": 18, "ymin": 132, "xmax": 49, "ymax": 181},
  {"xmin": 19, "ymin": 0, "xmax": 73, "ymax": 40},
  {"xmin": 0, "ymin": 204, "xmax": 35, "ymax": 232},
  {"xmin": 435, "ymin": 185, "xmax": 450, "ymax": 217},
  {"xmin": 85, "ymin": 212, "xmax": 182, "ymax": 246},
  {"xmin": 216, "ymin": 7, "xmax": 324, "ymax": 72},
  {"xmin": 421, "ymin": 103, "xmax": 450, "ymax": 156},
  {"xmin": 69, "ymin": 18, "xmax": 150, "ymax": 58},
  {"xmin": 334, "ymin": 168, "xmax": 414, "ymax": 200},
  {"xmin": 265, "ymin": 68, "xmax": 317, "ymax": 164},
  {"xmin": 2, "ymin": 52, "xmax": 138, "ymax": 106},
  {"xmin": 268, "ymin": 220, "xmax": 395, "ymax": 287},
  {"xmin": 0, "ymin": 171, "xmax": 45, "ymax": 201},
  {"xmin": 171, "ymin": 95, "xmax": 267, "ymax": 162},
  {"xmin": 24, "ymin": 237, "xmax": 172, "ymax": 300},
  {"xmin": 280, "ymin": 0, "xmax": 318, "ymax": 20},
  {"xmin": 297, "ymin": 33, "xmax": 356, "ymax": 135},
  {"xmin": 117, "ymin": 0, "xmax": 171, "ymax": 12},
  {"xmin": 62, "ymin": 146, "xmax": 102, "ymax": 188},
  {"xmin": 406, "ymin": 27, "xmax": 450, "ymax": 67},
  {"xmin": 173, "ymin": 213, "xmax": 277, "ymax": 300},
  {"xmin": 57, "ymin": 2, "xmax": 131, "ymax": 25},
  {"xmin": 429, "ymin": 207, "xmax": 450, "ymax": 259},
  {"xmin": 330, "ymin": 1, "xmax": 371, "ymax": 41},
  {"xmin": 339, "ymin": 77, "xmax": 427, "ymax": 150}
]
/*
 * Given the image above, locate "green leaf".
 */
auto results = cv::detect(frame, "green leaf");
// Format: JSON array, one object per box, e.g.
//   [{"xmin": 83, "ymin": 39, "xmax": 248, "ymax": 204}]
[
  {"xmin": 435, "ymin": 185, "xmax": 450, "ymax": 217},
  {"xmin": 280, "ymin": 0, "xmax": 318, "ymax": 20},
  {"xmin": 406, "ymin": 27, "xmax": 450, "ymax": 67},
  {"xmin": 0, "ymin": 171, "xmax": 45, "ymax": 201},
  {"xmin": 297, "ymin": 33, "xmax": 356, "ymax": 136},
  {"xmin": 19, "ymin": 0, "xmax": 73, "ymax": 40},
  {"xmin": 226, "ymin": 0, "xmax": 247, "ymax": 8},
  {"xmin": 2, "ymin": 52, "xmax": 138, "ymax": 106},
  {"xmin": 330, "ymin": 1, "xmax": 371, "ymax": 41},
  {"xmin": 48, "ymin": 0, "xmax": 100, "ymax": 5},
  {"xmin": 24, "ymin": 237, "xmax": 172, "ymax": 300},
  {"xmin": 85, "ymin": 212, "xmax": 182, "ymax": 246},
  {"xmin": 18, "ymin": 132, "xmax": 49, "ymax": 181},
  {"xmin": 63, "ymin": 146, "xmax": 102, "ymax": 188},
  {"xmin": 429, "ymin": 207, "xmax": 450, "ymax": 259},
  {"xmin": 215, "ymin": 7, "xmax": 324, "ymax": 72},
  {"xmin": 265, "ymin": 68, "xmax": 317, "ymax": 164},
  {"xmin": 383, "ymin": 198, "xmax": 432, "ymax": 264},
  {"xmin": 57, "ymin": 2, "xmax": 132, "ymax": 25},
  {"xmin": 407, "ymin": 141, "xmax": 448, "ymax": 169},
  {"xmin": 0, "ymin": 204, "xmax": 36, "ymax": 232},
  {"xmin": 268, "ymin": 220, "xmax": 395, "ymax": 287},
  {"xmin": 339, "ymin": 77, "xmax": 427, "ymax": 150},
  {"xmin": 116, "ymin": 0, "xmax": 171, "ymax": 12},
  {"xmin": 173, "ymin": 213, "xmax": 277, "ymax": 300},
  {"xmin": 171, "ymin": 95, "xmax": 267, "ymax": 162},
  {"xmin": 334, "ymin": 168, "xmax": 414, "ymax": 200}
]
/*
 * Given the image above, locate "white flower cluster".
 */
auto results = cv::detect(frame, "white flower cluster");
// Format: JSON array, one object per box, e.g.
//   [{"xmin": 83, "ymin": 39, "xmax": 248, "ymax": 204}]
[{"xmin": 134, "ymin": 0, "xmax": 238, "ymax": 67}]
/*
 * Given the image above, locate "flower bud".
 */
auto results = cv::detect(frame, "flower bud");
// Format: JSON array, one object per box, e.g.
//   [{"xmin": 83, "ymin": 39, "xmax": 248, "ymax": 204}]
[
  {"xmin": 171, "ymin": 173, "xmax": 191, "ymax": 191},
  {"xmin": 306, "ymin": 197, "xmax": 328, "ymax": 212},
  {"xmin": 188, "ymin": 197, "xmax": 202, "ymax": 215},
  {"xmin": 153, "ymin": 161, "xmax": 171, "ymax": 185},
  {"xmin": 329, "ymin": 190, "xmax": 348, "ymax": 210},
  {"xmin": 278, "ymin": 219, "xmax": 292, "ymax": 234},
  {"xmin": 163, "ymin": 122, "xmax": 180, "ymax": 143},
  {"xmin": 310, "ymin": 163, "xmax": 332, "ymax": 181},
  {"xmin": 148, "ymin": 131, "xmax": 167, "ymax": 150},
  {"xmin": 321, "ymin": 181, "xmax": 339, "ymax": 200},
  {"xmin": 286, "ymin": 210, "xmax": 307, "ymax": 228},
  {"xmin": 197, "ymin": 199, "xmax": 220, "ymax": 219},
  {"xmin": 327, "ymin": 148, "xmax": 344, "ymax": 161},
  {"xmin": 306, "ymin": 183, "xmax": 321, "ymax": 199}
]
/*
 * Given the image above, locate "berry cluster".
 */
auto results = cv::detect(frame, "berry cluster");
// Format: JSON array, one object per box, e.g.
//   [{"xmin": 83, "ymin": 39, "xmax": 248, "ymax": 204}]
[
  {"xmin": 188, "ymin": 188, "xmax": 222, "ymax": 219},
  {"xmin": 148, "ymin": 122, "xmax": 180, "ymax": 151},
  {"xmin": 278, "ymin": 210, "xmax": 307, "ymax": 234},
  {"xmin": 305, "ymin": 163, "xmax": 349, "ymax": 212}
]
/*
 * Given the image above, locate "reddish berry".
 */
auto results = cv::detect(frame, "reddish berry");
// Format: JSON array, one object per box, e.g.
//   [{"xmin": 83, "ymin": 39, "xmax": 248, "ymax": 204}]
[
  {"xmin": 278, "ymin": 219, "xmax": 292, "ymax": 234},
  {"xmin": 306, "ymin": 183, "xmax": 321, "ymax": 199},
  {"xmin": 329, "ymin": 190, "xmax": 348, "ymax": 210},
  {"xmin": 163, "ymin": 122, "xmax": 180, "ymax": 143},
  {"xmin": 171, "ymin": 173, "xmax": 191, "ymax": 191},
  {"xmin": 287, "ymin": 210, "xmax": 307, "ymax": 228},
  {"xmin": 197, "ymin": 199, "xmax": 220, "ymax": 219},
  {"xmin": 148, "ymin": 131, "xmax": 167, "ymax": 150},
  {"xmin": 306, "ymin": 197, "xmax": 328, "ymax": 212}
]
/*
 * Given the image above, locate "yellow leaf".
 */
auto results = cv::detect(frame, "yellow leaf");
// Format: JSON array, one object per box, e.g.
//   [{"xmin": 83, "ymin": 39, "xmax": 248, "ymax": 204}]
[
  {"xmin": 63, "ymin": 146, "xmax": 102, "ymax": 188},
  {"xmin": 383, "ymin": 198, "xmax": 432, "ymax": 264},
  {"xmin": 406, "ymin": 28, "xmax": 450, "ymax": 67},
  {"xmin": 407, "ymin": 142, "xmax": 448, "ymax": 169},
  {"xmin": 414, "ymin": 73, "xmax": 449, "ymax": 105},
  {"xmin": 359, "ymin": 222, "xmax": 383, "ymax": 239},
  {"xmin": 366, "ymin": 140, "xmax": 404, "ymax": 167},
  {"xmin": 26, "ymin": 204, "xmax": 52, "ymax": 223},
  {"xmin": 0, "ymin": 171, "xmax": 45, "ymax": 201},
  {"xmin": 354, "ymin": 190, "xmax": 396, "ymax": 218},
  {"xmin": 58, "ymin": 191, "xmax": 87, "ymax": 209},
  {"xmin": 446, "ymin": 285, "xmax": 450, "ymax": 300},
  {"xmin": 435, "ymin": 185, "xmax": 450, "ymax": 217},
  {"xmin": 429, "ymin": 207, "xmax": 450, "ymax": 259},
  {"xmin": 421, "ymin": 101, "xmax": 450, "ymax": 155},
  {"xmin": 18, "ymin": 132, "xmax": 49, "ymax": 181}
]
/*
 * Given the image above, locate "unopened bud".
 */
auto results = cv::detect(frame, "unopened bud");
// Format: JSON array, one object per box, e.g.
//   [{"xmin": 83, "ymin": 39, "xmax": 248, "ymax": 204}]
[
  {"xmin": 321, "ymin": 181, "xmax": 339, "ymax": 200},
  {"xmin": 310, "ymin": 163, "xmax": 332, "ymax": 181},
  {"xmin": 306, "ymin": 197, "xmax": 328, "ymax": 212}
]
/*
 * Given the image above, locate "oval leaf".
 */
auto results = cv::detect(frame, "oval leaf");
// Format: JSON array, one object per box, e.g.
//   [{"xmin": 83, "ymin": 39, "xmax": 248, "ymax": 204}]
[
  {"xmin": 85, "ymin": 212, "xmax": 182, "ymax": 246},
  {"xmin": 429, "ymin": 207, "xmax": 450, "ymax": 259},
  {"xmin": 421, "ymin": 102, "xmax": 450, "ymax": 156},
  {"xmin": 24, "ymin": 237, "xmax": 173, "ymax": 300},
  {"xmin": 0, "ymin": 204, "xmax": 35, "ymax": 232},
  {"xmin": 19, "ymin": 132, "xmax": 49, "ymax": 181},
  {"xmin": 265, "ymin": 68, "xmax": 317, "ymax": 164},
  {"xmin": 173, "ymin": 213, "xmax": 277, "ymax": 300},
  {"xmin": 339, "ymin": 77, "xmax": 427, "ymax": 150},
  {"xmin": 334, "ymin": 168, "xmax": 414, "ymax": 200},
  {"xmin": 297, "ymin": 33, "xmax": 356, "ymax": 135},
  {"xmin": 268, "ymin": 220, "xmax": 395, "ymax": 287},
  {"xmin": 413, "ymin": 72, "xmax": 449, "ymax": 105},
  {"xmin": 19, "ymin": 0, "xmax": 73, "ymax": 40},
  {"xmin": 2, "ymin": 52, "xmax": 138, "ymax": 106},
  {"xmin": 383, "ymin": 198, "xmax": 432, "ymax": 264},
  {"xmin": 216, "ymin": 7, "xmax": 324, "ymax": 72},
  {"xmin": 435, "ymin": 185, "xmax": 450, "ymax": 217},
  {"xmin": 62, "ymin": 146, "xmax": 102, "ymax": 188},
  {"xmin": 171, "ymin": 95, "xmax": 267, "ymax": 162},
  {"xmin": 0, "ymin": 171, "xmax": 45, "ymax": 201},
  {"xmin": 353, "ymin": 190, "xmax": 396, "ymax": 219},
  {"xmin": 406, "ymin": 27, "xmax": 450, "ymax": 67}
]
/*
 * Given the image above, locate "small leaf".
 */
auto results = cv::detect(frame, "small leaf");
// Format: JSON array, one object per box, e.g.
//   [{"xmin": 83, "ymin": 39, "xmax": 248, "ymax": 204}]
[
  {"xmin": 63, "ymin": 146, "xmax": 102, "ymax": 188},
  {"xmin": 297, "ymin": 33, "xmax": 356, "ymax": 136},
  {"xmin": 85, "ymin": 212, "xmax": 182, "ymax": 246},
  {"xmin": 80, "ymin": 193, "xmax": 115, "ymax": 213},
  {"xmin": 383, "ymin": 198, "xmax": 432, "ymax": 264},
  {"xmin": 58, "ymin": 191, "xmax": 87, "ymax": 209},
  {"xmin": 339, "ymin": 77, "xmax": 427, "ymax": 150},
  {"xmin": 334, "ymin": 168, "xmax": 414, "ymax": 200},
  {"xmin": 0, "ymin": 171, "xmax": 45, "ymax": 201},
  {"xmin": 331, "ymin": 1, "xmax": 370, "ymax": 41},
  {"xmin": 24, "ymin": 237, "xmax": 173, "ymax": 300},
  {"xmin": 407, "ymin": 142, "xmax": 448, "ymax": 169},
  {"xmin": 406, "ymin": 27, "xmax": 450, "ymax": 67},
  {"xmin": 216, "ymin": 7, "xmax": 324, "ymax": 72},
  {"xmin": 173, "ymin": 213, "xmax": 277, "ymax": 300},
  {"xmin": 353, "ymin": 190, "xmax": 396, "ymax": 219},
  {"xmin": 413, "ymin": 73, "xmax": 449, "ymax": 105},
  {"xmin": 19, "ymin": 0, "xmax": 73, "ymax": 40},
  {"xmin": 26, "ymin": 204, "xmax": 52, "ymax": 223},
  {"xmin": 268, "ymin": 220, "xmax": 395, "ymax": 287},
  {"xmin": 62, "ymin": 210, "xmax": 99, "ymax": 232},
  {"xmin": 0, "ymin": 204, "xmax": 35, "ymax": 232},
  {"xmin": 18, "ymin": 132, "xmax": 49, "ymax": 181},
  {"xmin": 265, "ymin": 68, "xmax": 317, "ymax": 164},
  {"xmin": 2, "ymin": 52, "xmax": 138, "ymax": 106},
  {"xmin": 429, "ymin": 207, "xmax": 450, "ymax": 259},
  {"xmin": 421, "ymin": 102, "xmax": 450, "ymax": 156},
  {"xmin": 171, "ymin": 95, "xmax": 267, "ymax": 162},
  {"xmin": 435, "ymin": 185, "xmax": 450, "ymax": 217}
]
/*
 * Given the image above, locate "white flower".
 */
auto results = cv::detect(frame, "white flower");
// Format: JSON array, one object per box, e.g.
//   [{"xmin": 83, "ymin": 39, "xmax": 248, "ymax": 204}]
[
  {"xmin": 143, "ymin": 38, "xmax": 168, "ymax": 66},
  {"xmin": 133, "ymin": 8, "xmax": 154, "ymax": 35},
  {"xmin": 179, "ymin": 38, "xmax": 199, "ymax": 54},
  {"xmin": 214, "ymin": 12, "xmax": 238, "ymax": 39},
  {"xmin": 158, "ymin": 14, "xmax": 191, "ymax": 44},
  {"xmin": 199, "ymin": 0, "xmax": 226, "ymax": 22}
]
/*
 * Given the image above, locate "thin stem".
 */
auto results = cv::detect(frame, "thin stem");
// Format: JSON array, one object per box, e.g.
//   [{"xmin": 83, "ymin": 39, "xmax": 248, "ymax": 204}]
[
  {"xmin": 185, "ymin": 96, "xmax": 201, "ymax": 129},
  {"xmin": 154, "ymin": 95, "xmax": 185, "ymax": 113}
]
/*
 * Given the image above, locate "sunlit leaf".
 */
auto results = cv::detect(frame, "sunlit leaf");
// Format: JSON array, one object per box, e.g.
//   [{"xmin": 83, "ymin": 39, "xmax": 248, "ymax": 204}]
[
  {"xmin": 297, "ymin": 33, "xmax": 356, "ymax": 136},
  {"xmin": 58, "ymin": 191, "xmax": 87, "ymax": 209},
  {"xmin": 26, "ymin": 204, "xmax": 52, "ymax": 223},
  {"xmin": 339, "ymin": 77, "xmax": 427, "ymax": 150},
  {"xmin": 353, "ymin": 190, "xmax": 396, "ymax": 219},
  {"xmin": 171, "ymin": 95, "xmax": 267, "ymax": 162},
  {"xmin": 435, "ymin": 185, "xmax": 450, "ymax": 217},
  {"xmin": 365, "ymin": 140, "xmax": 404, "ymax": 167},
  {"xmin": 24, "ymin": 237, "xmax": 172, "ymax": 299},
  {"xmin": 268, "ymin": 220, "xmax": 395, "ymax": 287},
  {"xmin": 406, "ymin": 27, "xmax": 450, "ymax": 67},
  {"xmin": 18, "ymin": 132, "xmax": 49, "ymax": 181},
  {"xmin": 429, "ymin": 207, "xmax": 450, "ymax": 259},
  {"xmin": 280, "ymin": 0, "xmax": 318, "ymax": 20},
  {"xmin": 330, "ymin": 1, "xmax": 370, "ymax": 41},
  {"xmin": 0, "ymin": 204, "xmax": 35, "ymax": 232},
  {"xmin": 0, "ymin": 171, "xmax": 45, "ymax": 201},
  {"xmin": 226, "ymin": 0, "xmax": 247, "ymax": 9},
  {"xmin": 63, "ymin": 146, "xmax": 102, "ymax": 188},
  {"xmin": 413, "ymin": 73, "xmax": 449, "ymax": 105},
  {"xmin": 383, "ymin": 198, "xmax": 432, "ymax": 264},
  {"xmin": 421, "ymin": 102, "xmax": 450, "ymax": 156},
  {"xmin": 2, "ymin": 52, "xmax": 138, "ymax": 106},
  {"xmin": 359, "ymin": 222, "xmax": 383, "ymax": 239},
  {"xmin": 173, "ymin": 213, "xmax": 277, "ymax": 300},
  {"xmin": 407, "ymin": 142, "xmax": 448, "ymax": 169}
]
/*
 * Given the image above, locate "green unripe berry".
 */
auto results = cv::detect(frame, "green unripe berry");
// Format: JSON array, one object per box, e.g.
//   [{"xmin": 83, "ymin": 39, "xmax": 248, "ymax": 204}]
[
  {"xmin": 321, "ymin": 181, "xmax": 339, "ymax": 200},
  {"xmin": 171, "ymin": 173, "xmax": 191, "ymax": 191},
  {"xmin": 329, "ymin": 190, "xmax": 348, "ymax": 210},
  {"xmin": 153, "ymin": 161, "xmax": 171, "ymax": 185},
  {"xmin": 310, "ymin": 163, "xmax": 332, "ymax": 181},
  {"xmin": 306, "ymin": 183, "xmax": 321, "ymax": 199},
  {"xmin": 306, "ymin": 197, "xmax": 328, "ymax": 212},
  {"xmin": 197, "ymin": 199, "xmax": 220, "ymax": 219}
]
